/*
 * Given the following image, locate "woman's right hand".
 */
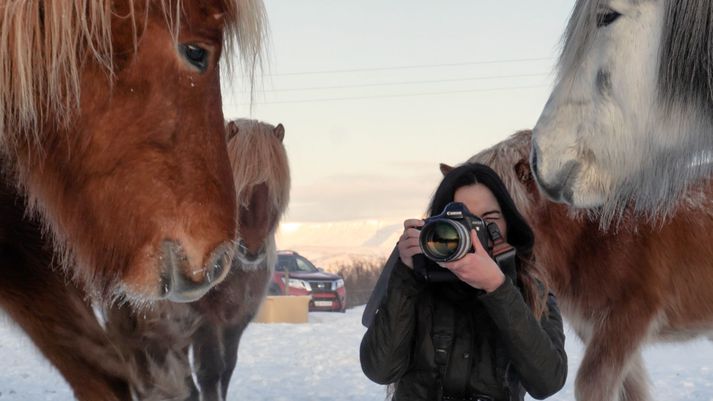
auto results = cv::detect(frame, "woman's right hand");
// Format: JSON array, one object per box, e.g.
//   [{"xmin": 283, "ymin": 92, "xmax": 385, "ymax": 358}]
[{"xmin": 398, "ymin": 219, "xmax": 424, "ymax": 269}]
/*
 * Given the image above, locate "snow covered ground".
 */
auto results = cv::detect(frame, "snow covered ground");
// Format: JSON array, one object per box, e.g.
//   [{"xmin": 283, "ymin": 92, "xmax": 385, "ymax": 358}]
[{"xmin": 2, "ymin": 306, "xmax": 713, "ymax": 400}]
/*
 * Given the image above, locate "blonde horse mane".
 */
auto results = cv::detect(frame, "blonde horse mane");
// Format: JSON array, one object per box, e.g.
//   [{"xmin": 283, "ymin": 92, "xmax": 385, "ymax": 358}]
[
  {"xmin": 0, "ymin": 0, "xmax": 267, "ymax": 151},
  {"xmin": 226, "ymin": 118, "xmax": 290, "ymax": 219}
]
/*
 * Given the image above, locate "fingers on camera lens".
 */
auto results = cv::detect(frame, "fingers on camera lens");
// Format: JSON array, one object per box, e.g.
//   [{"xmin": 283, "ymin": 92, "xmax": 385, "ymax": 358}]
[
  {"xmin": 403, "ymin": 218, "xmax": 424, "ymax": 229},
  {"xmin": 406, "ymin": 227, "xmax": 421, "ymax": 237}
]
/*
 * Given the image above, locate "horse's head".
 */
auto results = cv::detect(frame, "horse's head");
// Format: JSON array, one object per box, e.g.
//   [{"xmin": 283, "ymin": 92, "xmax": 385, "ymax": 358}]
[
  {"xmin": 532, "ymin": 0, "xmax": 662, "ymax": 209},
  {"xmin": 226, "ymin": 119, "xmax": 290, "ymax": 270},
  {"xmin": 187, "ymin": 120, "xmax": 289, "ymax": 324},
  {"xmin": 531, "ymin": 0, "xmax": 713, "ymax": 219},
  {"xmin": 0, "ymin": 0, "xmax": 267, "ymax": 304}
]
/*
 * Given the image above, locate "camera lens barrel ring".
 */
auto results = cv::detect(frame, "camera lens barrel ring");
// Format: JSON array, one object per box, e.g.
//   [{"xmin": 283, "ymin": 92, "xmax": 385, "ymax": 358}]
[{"xmin": 419, "ymin": 219, "xmax": 472, "ymax": 263}]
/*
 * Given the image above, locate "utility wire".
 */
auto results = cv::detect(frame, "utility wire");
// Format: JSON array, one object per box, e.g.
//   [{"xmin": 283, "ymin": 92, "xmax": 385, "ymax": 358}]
[
  {"xmin": 244, "ymin": 72, "xmax": 550, "ymax": 93},
  {"xmin": 269, "ymin": 57, "xmax": 553, "ymax": 77},
  {"xmin": 231, "ymin": 84, "xmax": 549, "ymax": 105}
]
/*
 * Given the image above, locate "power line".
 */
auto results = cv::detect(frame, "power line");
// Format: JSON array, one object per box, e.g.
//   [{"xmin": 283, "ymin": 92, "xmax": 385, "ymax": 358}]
[
  {"xmin": 269, "ymin": 57, "xmax": 553, "ymax": 77},
  {"xmin": 230, "ymin": 84, "xmax": 549, "ymax": 105},
  {"xmin": 245, "ymin": 72, "xmax": 550, "ymax": 93}
]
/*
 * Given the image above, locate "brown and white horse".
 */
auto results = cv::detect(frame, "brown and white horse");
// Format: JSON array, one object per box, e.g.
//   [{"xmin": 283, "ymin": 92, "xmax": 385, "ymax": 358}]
[
  {"xmin": 468, "ymin": 130, "xmax": 713, "ymax": 401},
  {"xmin": 104, "ymin": 119, "xmax": 290, "ymax": 401},
  {"xmin": 0, "ymin": 0, "xmax": 266, "ymax": 304}
]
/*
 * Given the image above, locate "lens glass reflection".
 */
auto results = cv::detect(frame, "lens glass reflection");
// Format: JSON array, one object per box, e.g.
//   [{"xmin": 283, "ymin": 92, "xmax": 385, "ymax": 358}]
[{"xmin": 424, "ymin": 222, "xmax": 459, "ymax": 258}]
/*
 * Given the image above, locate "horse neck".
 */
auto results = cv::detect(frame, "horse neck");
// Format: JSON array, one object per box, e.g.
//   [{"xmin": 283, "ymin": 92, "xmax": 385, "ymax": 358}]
[{"xmin": 530, "ymin": 201, "xmax": 593, "ymax": 295}]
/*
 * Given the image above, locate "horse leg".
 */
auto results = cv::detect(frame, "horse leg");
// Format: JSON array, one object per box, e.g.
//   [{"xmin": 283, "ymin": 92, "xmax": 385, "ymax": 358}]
[
  {"xmin": 219, "ymin": 320, "xmax": 252, "ymax": 399},
  {"xmin": 185, "ymin": 372, "xmax": 201, "ymax": 401},
  {"xmin": 574, "ymin": 308, "xmax": 655, "ymax": 401},
  {"xmin": 619, "ymin": 352, "xmax": 651, "ymax": 401},
  {"xmin": 192, "ymin": 323, "xmax": 226, "ymax": 401}
]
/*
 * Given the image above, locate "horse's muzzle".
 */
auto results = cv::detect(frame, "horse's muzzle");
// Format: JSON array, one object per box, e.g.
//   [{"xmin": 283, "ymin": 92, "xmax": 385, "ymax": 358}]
[
  {"xmin": 158, "ymin": 240, "xmax": 233, "ymax": 302},
  {"xmin": 531, "ymin": 143, "xmax": 578, "ymax": 204}
]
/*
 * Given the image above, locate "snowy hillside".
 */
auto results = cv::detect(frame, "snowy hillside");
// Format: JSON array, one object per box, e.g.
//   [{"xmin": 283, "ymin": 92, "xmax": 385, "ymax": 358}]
[
  {"xmin": 275, "ymin": 220, "xmax": 402, "ymax": 268},
  {"xmin": 3, "ymin": 306, "xmax": 713, "ymax": 400}
]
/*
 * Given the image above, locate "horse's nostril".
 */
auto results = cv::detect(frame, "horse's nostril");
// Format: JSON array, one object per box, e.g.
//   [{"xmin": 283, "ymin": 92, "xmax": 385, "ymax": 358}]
[
  {"xmin": 530, "ymin": 144, "xmax": 540, "ymax": 177},
  {"xmin": 159, "ymin": 240, "xmax": 233, "ymax": 302},
  {"xmin": 205, "ymin": 246, "xmax": 232, "ymax": 284},
  {"xmin": 159, "ymin": 275, "xmax": 171, "ymax": 298}
]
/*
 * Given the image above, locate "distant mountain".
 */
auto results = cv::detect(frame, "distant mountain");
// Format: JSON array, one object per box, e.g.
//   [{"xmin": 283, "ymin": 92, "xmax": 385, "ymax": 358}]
[{"xmin": 275, "ymin": 219, "xmax": 403, "ymax": 268}]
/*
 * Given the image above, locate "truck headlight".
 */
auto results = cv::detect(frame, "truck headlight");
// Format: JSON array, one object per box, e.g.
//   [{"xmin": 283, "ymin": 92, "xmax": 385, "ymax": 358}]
[{"xmin": 287, "ymin": 278, "xmax": 312, "ymax": 291}]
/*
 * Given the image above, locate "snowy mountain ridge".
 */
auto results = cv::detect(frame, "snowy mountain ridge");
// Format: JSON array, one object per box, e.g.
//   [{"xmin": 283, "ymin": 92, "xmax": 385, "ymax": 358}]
[{"xmin": 275, "ymin": 219, "xmax": 402, "ymax": 268}]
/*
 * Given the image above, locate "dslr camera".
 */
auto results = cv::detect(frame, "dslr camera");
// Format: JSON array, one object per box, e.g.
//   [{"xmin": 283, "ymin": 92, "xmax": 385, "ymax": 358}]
[{"xmin": 414, "ymin": 202, "xmax": 515, "ymax": 283}]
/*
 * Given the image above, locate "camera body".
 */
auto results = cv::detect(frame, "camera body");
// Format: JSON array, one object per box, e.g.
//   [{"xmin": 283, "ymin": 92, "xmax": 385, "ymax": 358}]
[{"xmin": 415, "ymin": 202, "xmax": 512, "ymax": 283}]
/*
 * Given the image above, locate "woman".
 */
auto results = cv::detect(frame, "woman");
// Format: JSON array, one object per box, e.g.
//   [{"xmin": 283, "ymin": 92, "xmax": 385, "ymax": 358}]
[{"xmin": 360, "ymin": 163, "xmax": 567, "ymax": 401}]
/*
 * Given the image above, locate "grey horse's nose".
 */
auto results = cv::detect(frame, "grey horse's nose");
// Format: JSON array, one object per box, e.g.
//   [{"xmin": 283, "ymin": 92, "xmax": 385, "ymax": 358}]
[
  {"xmin": 530, "ymin": 145, "xmax": 539, "ymax": 178},
  {"xmin": 159, "ymin": 240, "xmax": 232, "ymax": 302},
  {"xmin": 530, "ymin": 142, "xmax": 578, "ymax": 203}
]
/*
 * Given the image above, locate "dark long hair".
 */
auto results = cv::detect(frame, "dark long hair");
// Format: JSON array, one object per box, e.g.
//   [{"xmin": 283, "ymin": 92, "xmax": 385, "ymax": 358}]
[{"xmin": 429, "ymin": 163, "xmax": 546, "ymax": 317}]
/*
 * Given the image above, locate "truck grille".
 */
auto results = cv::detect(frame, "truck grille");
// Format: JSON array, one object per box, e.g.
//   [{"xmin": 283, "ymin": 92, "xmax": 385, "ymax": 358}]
[{"xmin": 310, "ymin": 281, "xmax": 333, "ymax": 292}]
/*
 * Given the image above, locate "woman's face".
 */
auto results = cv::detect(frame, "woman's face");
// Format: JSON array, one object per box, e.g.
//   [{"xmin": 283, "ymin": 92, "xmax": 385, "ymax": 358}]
[{"xmin": 453, "ymin": 183, "xmax": 507, "ymax": 241}]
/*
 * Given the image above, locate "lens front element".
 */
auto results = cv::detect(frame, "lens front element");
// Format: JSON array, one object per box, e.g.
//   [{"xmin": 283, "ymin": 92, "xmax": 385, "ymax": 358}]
[{"xmin": 419, "ymin": 219, "xmax": 470, "ymax": 262}]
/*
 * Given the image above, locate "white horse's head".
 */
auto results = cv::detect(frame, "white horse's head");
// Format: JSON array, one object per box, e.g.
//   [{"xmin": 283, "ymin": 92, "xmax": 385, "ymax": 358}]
[{"xmin": 532, "ymin": 0, "xmax": 713, "ymax": 220}]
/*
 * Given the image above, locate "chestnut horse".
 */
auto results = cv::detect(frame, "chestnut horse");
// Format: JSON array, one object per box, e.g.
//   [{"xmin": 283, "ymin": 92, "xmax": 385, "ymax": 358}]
[
  {"xmin": 466, "ymin": 130, "xmax": 713, "ymax": 401},
  {"xmin": 0, "ymin": 0, "xmax": 266, "ymax": 304},
  {"xmin": 104, "ymin": 119, "xmax": 290, "ymax": 401}
]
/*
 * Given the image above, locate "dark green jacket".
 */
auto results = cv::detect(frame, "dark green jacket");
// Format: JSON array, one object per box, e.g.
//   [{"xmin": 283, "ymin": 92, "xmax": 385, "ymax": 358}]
[{"xmin": 360, "ymin": 260, "xmax": 566, "ymax": 401}]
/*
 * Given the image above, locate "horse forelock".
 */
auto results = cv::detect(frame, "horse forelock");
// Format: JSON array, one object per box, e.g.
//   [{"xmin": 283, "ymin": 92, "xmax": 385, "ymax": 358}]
[
  {"xmin": 0, "ymin": 0, "xmax": 113, "ymax": 149},
  {"xmin": 0, "ymin": 0, "xmax": 266, "ymax": 152},
  {"xmin": 558, "ymin": 0, "xmax": 604, "ymax": 81},
  {"xmin": 219, "ymin": 0, "xmax": 268, "ymax": 89},
  {"xmin": 227, "ymin": 119, "xmax": 290, "ymax": 220}
]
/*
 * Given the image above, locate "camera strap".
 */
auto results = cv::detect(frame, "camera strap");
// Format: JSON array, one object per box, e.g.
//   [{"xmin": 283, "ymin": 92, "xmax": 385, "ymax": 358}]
[
  {"xmin": 492, "ymin": 241, "xmax": 517, "ymax": 284},
  {"xmin": 432, "ymin": 297, "xmax": 456, "ymax": 401},
  {"xmin": 361, "ymin": 246, "xmax": 400, "ymax": 328}
]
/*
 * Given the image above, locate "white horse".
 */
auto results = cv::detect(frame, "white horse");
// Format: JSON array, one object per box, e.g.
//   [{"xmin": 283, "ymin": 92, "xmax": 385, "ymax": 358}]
[{"xmin": 531, "ymin": 0, "xmax": 713, "ymax": 222}]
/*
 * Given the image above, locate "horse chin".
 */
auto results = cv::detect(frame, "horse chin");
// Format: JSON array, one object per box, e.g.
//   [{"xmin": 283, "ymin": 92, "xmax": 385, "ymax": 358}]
[
  {"xmin": 534, "ymin": 162, "xmax": 609, "ymax": 209},
  {"xmin": 568, "ymin": 186, "xmax": 607, "ymax": 209}
]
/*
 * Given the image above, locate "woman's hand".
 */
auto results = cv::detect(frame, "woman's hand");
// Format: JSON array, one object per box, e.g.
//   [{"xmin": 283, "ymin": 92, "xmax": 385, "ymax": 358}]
[
  {"xmin": 397, "ymin": 219, "xmax": 424, "ymax": 269},
  {"xmin": 441, "ymin": 229, "xmax": 505, "ymax": 292}
]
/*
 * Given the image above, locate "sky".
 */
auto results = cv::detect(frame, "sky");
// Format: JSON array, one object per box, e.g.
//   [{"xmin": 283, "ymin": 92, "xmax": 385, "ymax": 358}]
[{"xmin": 222, "ymin": 1, "xmax": 575, "ymax": 224}]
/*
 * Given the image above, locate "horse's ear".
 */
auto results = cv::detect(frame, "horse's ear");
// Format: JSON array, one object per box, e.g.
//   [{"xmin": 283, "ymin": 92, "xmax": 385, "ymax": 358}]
[
  {"xmin": 274, "ymin": 124, "xmax": 285, "ymax": 142},
  {"xmin": 439, "ymin": 163, "xmax": 454, "ymax": 176},
  {"xmin": 514, "ymin": 159, "xmax": 533, "ymax": 184},
  {"xmin": 226, "ymin": 121, "xmax": 239, "ymax": 141}
]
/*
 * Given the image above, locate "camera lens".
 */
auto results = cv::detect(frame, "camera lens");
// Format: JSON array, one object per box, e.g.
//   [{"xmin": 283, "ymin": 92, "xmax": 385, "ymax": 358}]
[
  {"xmin": 419, "ymin": 220, "xmax": 471, "ymax": 262},
  {"xmin": 424, "ymin": 222, "xmax": 459, "ymax": 258}
]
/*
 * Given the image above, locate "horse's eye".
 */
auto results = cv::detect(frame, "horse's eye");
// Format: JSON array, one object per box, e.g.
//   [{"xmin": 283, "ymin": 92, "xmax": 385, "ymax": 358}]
[
  {"xmin": 597, "ymin": 11, "xmax": 621, "ymax": 27},
  {"xmin": 179, "ymin": 44, "xmax": 209, "ymax": 72}
]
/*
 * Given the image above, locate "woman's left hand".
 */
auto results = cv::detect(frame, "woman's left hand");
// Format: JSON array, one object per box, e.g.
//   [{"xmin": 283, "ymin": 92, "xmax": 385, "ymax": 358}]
[{"xmin": 440, "ymin": 229, "xmax": 505, "ymax": 292}]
